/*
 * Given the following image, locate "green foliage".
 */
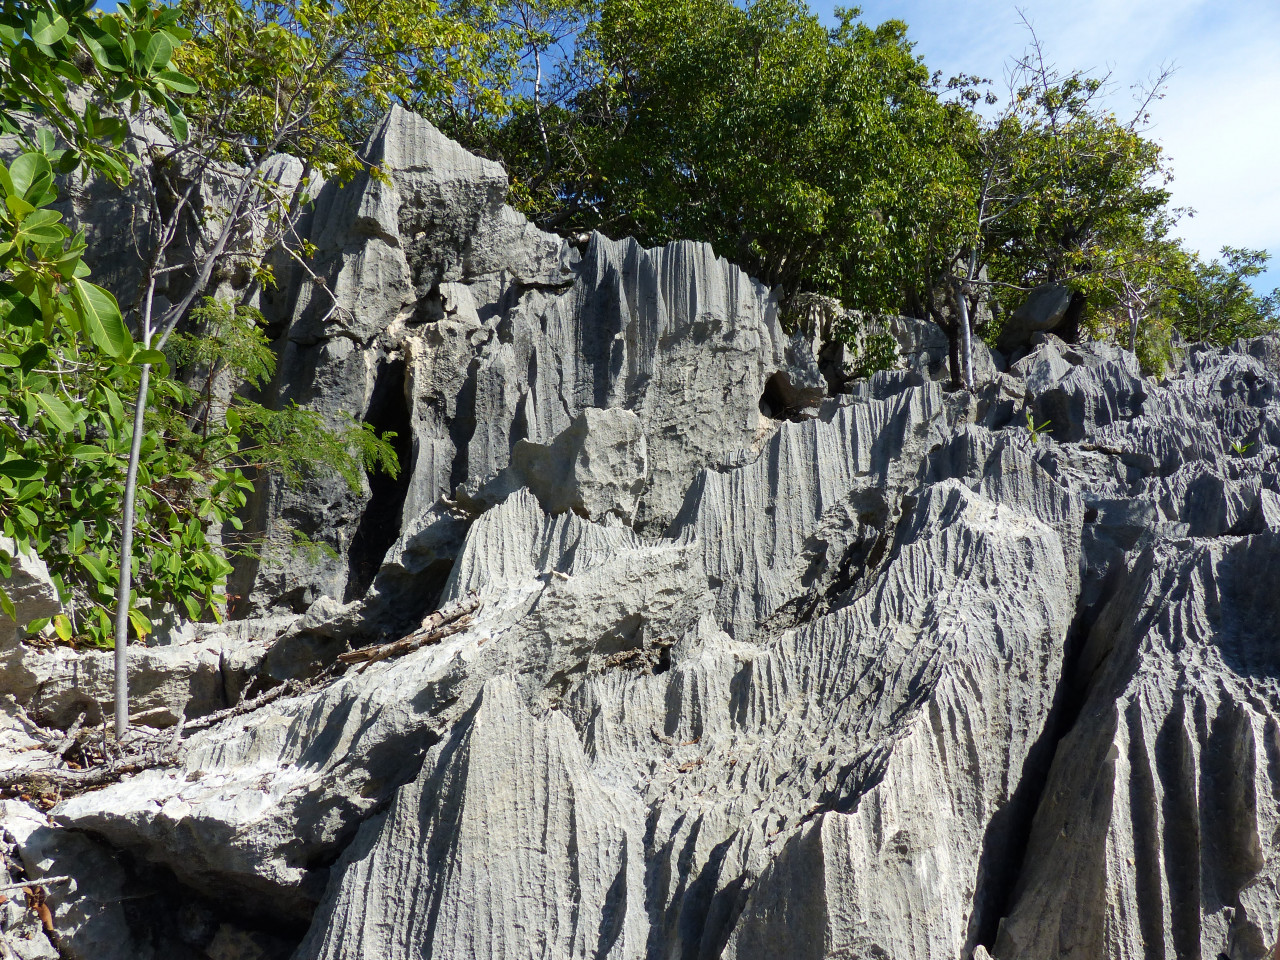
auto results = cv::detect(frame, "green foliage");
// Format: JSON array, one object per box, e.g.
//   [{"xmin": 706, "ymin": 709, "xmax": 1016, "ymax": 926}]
[
  {"xmin": 0, "ymin": 155, "xmax": 396, "ymax": 645},
  {"xmin": 1024, "ymin": 409, "xmax": 1052, "ymax": 444},
  {"xmin": 465, "ymin": 0, "xmax": 966, "ymax": 318},
  {"xmin": 0, "ymin": 0, "xmax": 196, "ymax": 181},
  {"xmin": 173, "ymin": 0, "xmax": 521, "ymax": 184},
  {"xmin": 1170, "ymin": 246, "xmax": 1278, "ymax": 347}
]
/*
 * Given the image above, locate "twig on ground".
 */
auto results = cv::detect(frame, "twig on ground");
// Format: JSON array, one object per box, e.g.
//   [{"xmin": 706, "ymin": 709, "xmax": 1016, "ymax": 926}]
[
  {"xmin": 54, "ymin": 714, "xmax": 86, "ymax": 763},
  {"xmin": 182, "ymin": 680, "xmax": 301, "ymax": 733},
  {"xmin": 0, "ymin": 877, "xmax": 71, "ymax": 894},
  {"xmin": 338, "ymin": 595, "xmax": 481, "ymax": 670}
]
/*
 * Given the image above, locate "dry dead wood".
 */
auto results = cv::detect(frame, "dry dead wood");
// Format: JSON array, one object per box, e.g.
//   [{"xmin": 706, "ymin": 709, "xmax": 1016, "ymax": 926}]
[
  {"xmin": 337, "ymin": 595, "xmax": 481, "ymax": 671},
  {"xmin": 182, "ymin": 680, "xmax": 302, "ymax": 733}
]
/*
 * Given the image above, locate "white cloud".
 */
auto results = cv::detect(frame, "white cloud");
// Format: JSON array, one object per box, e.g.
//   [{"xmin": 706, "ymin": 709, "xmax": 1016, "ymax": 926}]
[{"xmin": 812, "ymin": 0, "xmax": 1280, "ymax": 293}]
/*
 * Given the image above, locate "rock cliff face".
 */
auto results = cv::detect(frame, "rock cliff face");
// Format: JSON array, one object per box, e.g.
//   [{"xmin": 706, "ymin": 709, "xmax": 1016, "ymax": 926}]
[{"xmin": 2, "ymin": 109, "xmax": 1279, "ymax": 960}]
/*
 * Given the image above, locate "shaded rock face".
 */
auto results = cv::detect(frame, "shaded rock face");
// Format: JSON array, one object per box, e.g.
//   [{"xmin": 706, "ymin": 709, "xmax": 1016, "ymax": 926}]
[{"xmin": 4, "ymin": 110, "xmax": 1280, "ymax": 960}]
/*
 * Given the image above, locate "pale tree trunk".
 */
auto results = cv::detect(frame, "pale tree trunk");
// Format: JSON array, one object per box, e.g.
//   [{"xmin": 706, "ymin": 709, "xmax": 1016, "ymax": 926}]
[
  {"xmin": 113, "ymin": 362, "xmax": 150, "ymax": 736},
  {"xmin": 952, "ymin": 276, "xmax": 974, "ymax": 391},
  {"xmin": 112, "ymin": 154, "xmax": 269, "ymax": 738}
]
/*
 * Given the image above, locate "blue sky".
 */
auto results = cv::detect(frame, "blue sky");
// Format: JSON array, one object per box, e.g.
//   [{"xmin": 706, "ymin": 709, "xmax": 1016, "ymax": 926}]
[{"xmin": 812, "ymin": 0, "xmax": 1280, "ymax": 295}]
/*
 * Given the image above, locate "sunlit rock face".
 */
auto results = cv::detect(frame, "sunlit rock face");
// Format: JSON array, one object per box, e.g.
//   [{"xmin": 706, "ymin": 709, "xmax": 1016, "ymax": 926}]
[{"xmin": 5, "ymin": 109, "xmax": 1280, "ymax": 960}]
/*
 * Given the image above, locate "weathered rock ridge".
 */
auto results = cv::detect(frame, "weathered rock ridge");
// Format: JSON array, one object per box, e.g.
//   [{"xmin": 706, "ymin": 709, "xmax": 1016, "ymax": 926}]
[{"xmin": 2, "ymin": 108, "xmax": 1279, "ymax": 960}]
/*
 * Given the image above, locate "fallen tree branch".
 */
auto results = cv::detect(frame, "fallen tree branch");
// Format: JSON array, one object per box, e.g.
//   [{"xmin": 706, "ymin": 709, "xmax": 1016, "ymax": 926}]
[
  {"xmin": 1, "ymin": 725, "xmax": 182, "ymax": 795},
  {"xmin": 182, "ymin": 680, "xmax": 301, "ymax": 733},
  {"xmin": 0, "ymin": 758, "xmax": 176, "ymax": 794},
  {"xmin": 343, "ymin": 615, "xmax": 477, "ymax": 673},
  {"xmin": 338, "ymin": 596, "xmax": 481, "ymax": 669},
  {"xmin": 0, "ymin": 877, "xmax": 71, "ymax": 894}
]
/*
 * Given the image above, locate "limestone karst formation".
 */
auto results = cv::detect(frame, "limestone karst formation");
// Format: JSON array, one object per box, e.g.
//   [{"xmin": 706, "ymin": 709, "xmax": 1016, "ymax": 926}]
[{"xmin": 2, "ymin": 107, "xmax": 1279, "ymax": 960}]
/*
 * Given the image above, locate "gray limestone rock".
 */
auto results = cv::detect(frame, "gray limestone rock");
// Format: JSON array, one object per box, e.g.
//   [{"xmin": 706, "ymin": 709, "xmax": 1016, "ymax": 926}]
[
  {"xmin": 481, "ymin": 406, "xmax": 649, "ymax": 522},
  {"xmin": 4, "ymin": 802, "xmax": 152, "ymax": 960},
  {"xmin": 995, "ymin": 533, "xmax": 1280, "ymax": 960},
  {"xmin": 16, "ymin": 101, "xmax": 1280, "ymax": 960},
  {"xmin": 239, "ymin": 108, "xmax": 813, "ymax": 620}
]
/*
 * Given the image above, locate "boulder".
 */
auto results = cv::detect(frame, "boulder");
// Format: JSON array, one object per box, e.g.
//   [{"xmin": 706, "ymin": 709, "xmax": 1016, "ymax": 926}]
[{"xmin": 998, "ymin": 282, "xmax": 1076, "ymax": 353}]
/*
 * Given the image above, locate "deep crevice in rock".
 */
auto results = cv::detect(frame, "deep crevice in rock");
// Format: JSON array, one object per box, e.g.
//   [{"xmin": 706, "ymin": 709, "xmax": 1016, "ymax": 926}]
[
  {"xmin": 345, "ymin": 358, "xmax": 414, "ymax": 602},
  {"xmin": 448, "ymin": 356, "xmax": 482, "ymax": 496},
  {"xmin": 967, "ymin": 594, "xmax": 1107, "ymax": 952}
]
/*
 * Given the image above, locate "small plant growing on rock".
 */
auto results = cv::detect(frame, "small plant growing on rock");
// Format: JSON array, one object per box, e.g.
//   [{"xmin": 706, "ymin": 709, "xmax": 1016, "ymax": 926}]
[{"xmin": 1025, "ymin": 409, "xmax": 1053, "ymax": 443}]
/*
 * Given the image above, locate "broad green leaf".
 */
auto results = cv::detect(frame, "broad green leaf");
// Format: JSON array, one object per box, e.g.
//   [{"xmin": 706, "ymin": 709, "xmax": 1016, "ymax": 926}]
[
  {"xmin": 25, "ymin": 172, "xmax": 56, "ymax": 207},
  {"xmin": 167, "ymin": 109, "xmax": 188, "ymax": 143},
  {"xmin": 101, "ymin": 386, "xmax": 125, "ymax": 426},
  {"xmin": 133, "ymin": 349, "xmax": 168, "ymax": 365},
  {"xmin": 8, "ymin": 153, "xmax": 52, "ymax": 200},
  {"xmin": 71, "ymin": 279, "xmax": 134, "ymax": 359},
  {"xmin": 0, "ymin": 587, "xmax": 14, "ymax": 623},
  {"xmin": 77, "ymin": 553, "xmax": 110, "ymax": 584},
  {"xmin": 17, "ymin": 208, "xmax": 66, "ymax": 245},
  {"xmin": 128, "ymin": 607, "xmax": 152, "ymax": 638},
  {"xmin": 31, "ymin": 12, "xmax": 69, "ymax": 46},
  {"xmin": 21, "ymin": 223, "xmax": 66, "ymax": 245},
  {"xmin": 83, "ymin": 30, "xmax": 125, "ymax": 73},
  {"xmin": 156, "ymin": 69, "xmax": 198, "ymax": 95},
  {"xmin": 141, "ymin": 30, "xmax": 175, "ymax": 71},
  {"xmin": 0, "ymin": 458, "xmax": 45, "ymax": 480},
  {"xmin": 67, "ymin": 443, "xmax": 107, "ymax": 461},
  {"xmin": 21, "ymin": 208, "xmax": 62, "ymax": 230},
  {"xmin": 0, "ymin": 353, "xmax": 19, "ymax": 366},
  {"xmin": 6, "ymin": 194, "xmax": 35, "ymax": 218},
  {"xmin": 52, "ymin": 614, "xmax": 72, "ymax": 642},
  {"xmin": 36, "ymin": 392, "xmax": 76, "ymax": 432}
]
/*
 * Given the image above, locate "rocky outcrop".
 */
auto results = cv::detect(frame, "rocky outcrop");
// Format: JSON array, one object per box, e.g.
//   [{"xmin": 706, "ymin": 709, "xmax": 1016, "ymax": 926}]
[
  {"xmin": 3, "ymin": 111, "xmax": 1279, "ymax": 960},
  {"xmin": 236, "ymin": 105, "xmax": 820, "ymax": 623}
]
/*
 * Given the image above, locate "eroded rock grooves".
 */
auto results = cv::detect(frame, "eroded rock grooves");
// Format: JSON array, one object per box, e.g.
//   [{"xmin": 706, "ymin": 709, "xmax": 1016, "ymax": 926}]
[{"xmin": 2, "ymin": 108, "xmax": 1279, "ymax": 960}]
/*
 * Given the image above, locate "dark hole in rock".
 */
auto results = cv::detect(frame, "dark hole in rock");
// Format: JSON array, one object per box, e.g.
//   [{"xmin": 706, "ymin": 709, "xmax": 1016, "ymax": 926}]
[
  {"xmin": 345, "ymin": 359, "xmax": 414, "ymax": 602},
  {"xmin": 759, "ymin": 371, "xmax": 792, "ymax": 420},
  {"xmin": 414, "ymin": 284, "xmax": 445, "ymax": 323},
  {"xmin": 759, "ymin": 371, "xmax": 816, "ymax": 422}
]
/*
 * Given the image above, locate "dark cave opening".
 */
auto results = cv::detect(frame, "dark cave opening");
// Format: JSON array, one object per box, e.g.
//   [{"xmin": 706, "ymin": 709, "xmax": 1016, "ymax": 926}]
[
  {"xmin": 345, "ymin": 358, "xmax": 414, "ymax": 603},
  {"xmin": 759, "ymin": 370, "xmax": 817, "ymax": 422}
]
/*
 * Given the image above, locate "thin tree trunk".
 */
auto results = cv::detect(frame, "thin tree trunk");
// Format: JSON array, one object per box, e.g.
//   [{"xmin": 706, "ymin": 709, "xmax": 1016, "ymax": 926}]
[
  {"xmin": 114, "ymin": 361, "xmax": 150, "ymax": 738},
  {"xmin": 953, "ymin": 277, "xmax": 974, "ymax": 390},
  {"xmin": 112, "ymin": 154, "xmax": 271, "ymax": 736},
  {"xmin": 947, "ymin": 318, "xmax": 961, "ymax": 388}
]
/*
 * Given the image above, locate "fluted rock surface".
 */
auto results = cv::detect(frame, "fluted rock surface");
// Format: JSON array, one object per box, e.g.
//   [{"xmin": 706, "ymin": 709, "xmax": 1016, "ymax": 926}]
[{"xmin": 4, "ymin": 110, "xmax": 1279, "ymax": 960}]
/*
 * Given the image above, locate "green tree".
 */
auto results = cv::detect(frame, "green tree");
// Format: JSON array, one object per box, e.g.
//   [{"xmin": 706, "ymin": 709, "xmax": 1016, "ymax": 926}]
[
  {"xmin": 454, "ymin": 0, "xmax": 967, "ymax": 319},
  {"xmin": 1170, "ymin": 246, "xmax": 1278, "ymax": 347},
  {"xmin": 912, "ymin": 27, "xmax": 1176, "ymax": 387},
  {"xmin": 87, "ymin": 0, "xmax": 522, "ymax": 734},
  {"xmin": 0, "ymin": 0, "xmax": 405, "ymax": 736}
]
